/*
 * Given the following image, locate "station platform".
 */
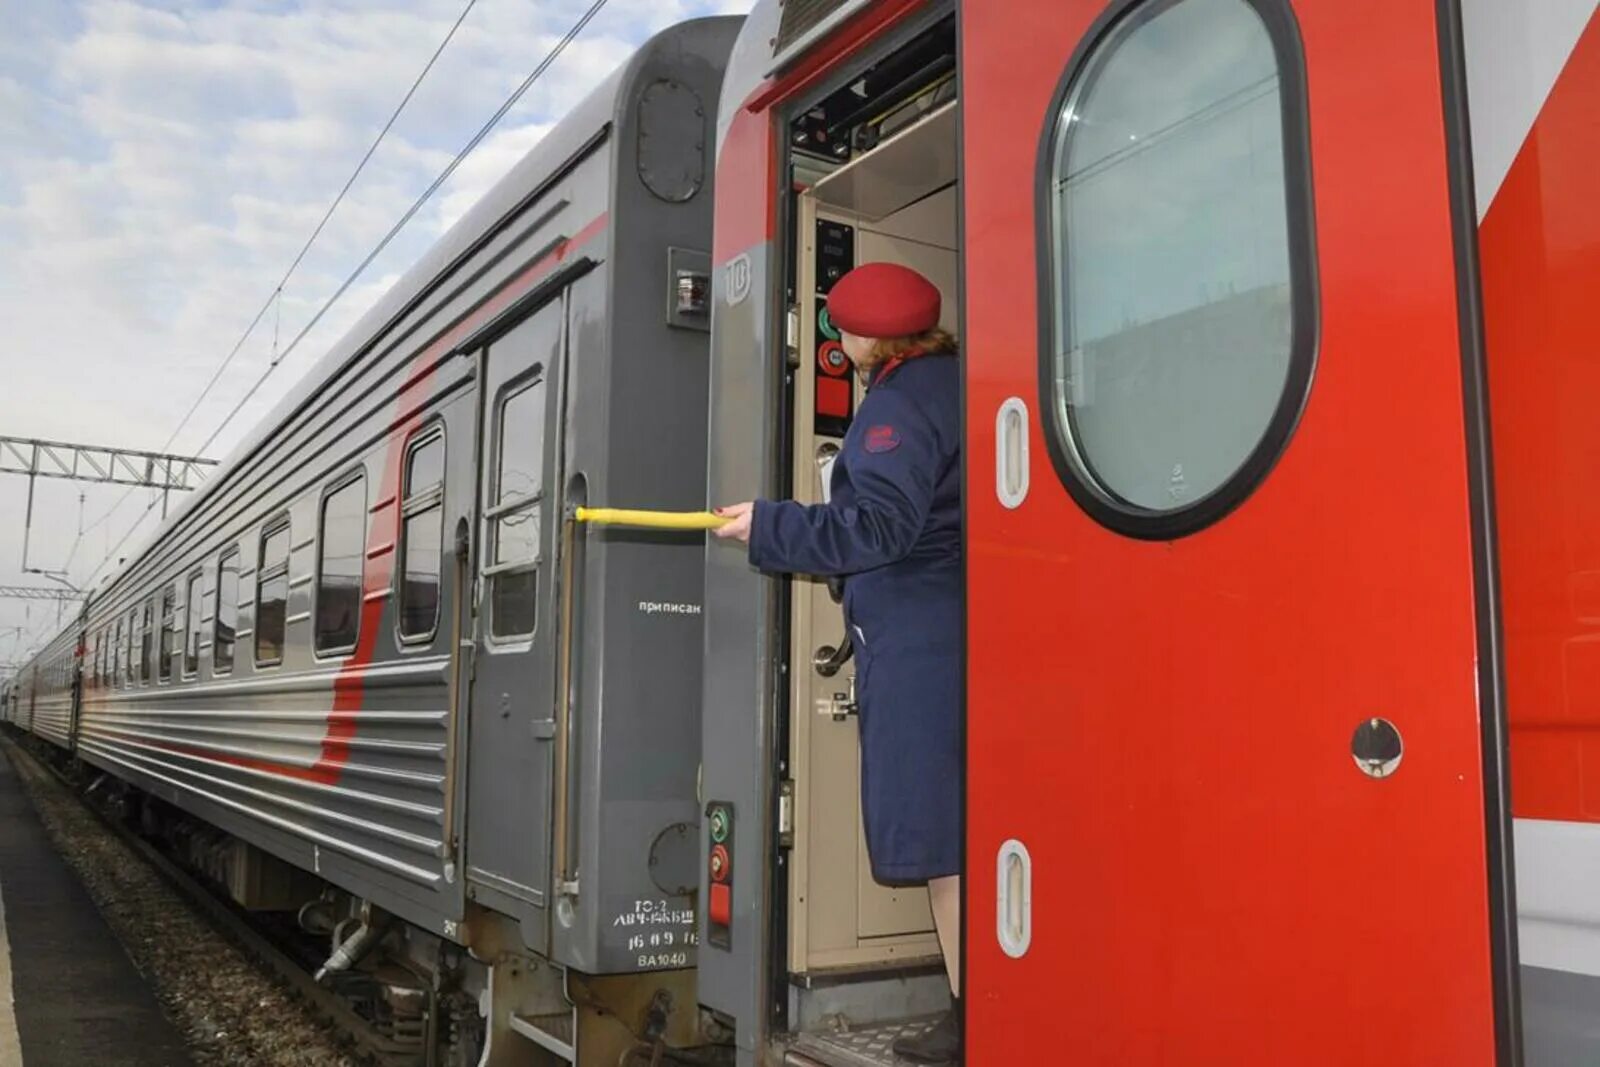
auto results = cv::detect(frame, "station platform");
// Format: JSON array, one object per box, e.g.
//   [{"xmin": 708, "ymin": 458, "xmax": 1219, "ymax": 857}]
[{"xmin": 0, "ymin": 748, "xmax": 192, "ymax": 1066}]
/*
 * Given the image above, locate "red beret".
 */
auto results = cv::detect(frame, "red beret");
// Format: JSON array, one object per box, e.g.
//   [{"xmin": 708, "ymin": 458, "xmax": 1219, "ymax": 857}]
[{"xmin": 826, "ymin": 263, "xmax": 940, "ymax": 339}]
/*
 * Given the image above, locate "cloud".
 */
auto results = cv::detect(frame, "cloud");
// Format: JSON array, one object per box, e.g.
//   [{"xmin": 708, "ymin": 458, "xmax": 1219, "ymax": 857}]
[
  {"xmin": 0, "ymin": 0, "xmax": 753, "ymax": 666},
  {"xmin": 433, "ymin": 120, "xmax": 553, "ymax": 233}
]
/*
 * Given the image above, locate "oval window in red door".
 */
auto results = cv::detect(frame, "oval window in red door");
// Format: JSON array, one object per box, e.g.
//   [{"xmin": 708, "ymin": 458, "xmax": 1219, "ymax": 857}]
[{"xmin": 1039, "ymin": 0, "xmax": 1318, "ymax": 539}]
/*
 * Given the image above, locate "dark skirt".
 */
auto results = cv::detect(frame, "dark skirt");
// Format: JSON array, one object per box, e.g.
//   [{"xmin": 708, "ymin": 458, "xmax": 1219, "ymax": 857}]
[{"xmin": 856, "ymin": 642, "xmax": 962, "ymax": 885}]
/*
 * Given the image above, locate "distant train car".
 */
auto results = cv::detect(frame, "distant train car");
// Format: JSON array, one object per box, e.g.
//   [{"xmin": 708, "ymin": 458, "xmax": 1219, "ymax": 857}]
[
  {"xmin": 27, "ymin": 618, "xmax": 81, "ymax": 751},
  {"xmin": 12, "ymin": 16, "xmax": 741, "ymax": 1065},
  {"xmin": 10, "ymin": 664, "xmax": 35, "ymax": 735}
]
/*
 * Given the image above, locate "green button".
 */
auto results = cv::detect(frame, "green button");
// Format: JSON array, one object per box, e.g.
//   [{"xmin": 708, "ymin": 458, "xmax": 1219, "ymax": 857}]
[
  {"xmin": 818, "ymin": 306, "xmax": 840, "ymax": 341},
  {"xmin": 709, "ymin": 807, "xmax": 730, "ymax": 843}
]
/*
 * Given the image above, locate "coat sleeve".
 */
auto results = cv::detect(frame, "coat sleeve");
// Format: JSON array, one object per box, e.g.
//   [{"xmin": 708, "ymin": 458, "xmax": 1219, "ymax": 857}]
[{"xmin": 748, "ymin": 387, "xmax": 939, "ymax": 577}]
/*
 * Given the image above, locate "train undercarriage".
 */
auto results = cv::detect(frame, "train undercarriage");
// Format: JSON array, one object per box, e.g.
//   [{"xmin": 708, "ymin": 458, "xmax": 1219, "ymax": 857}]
[{"xmin": 17, "ymin": 734, "xmax": 734, "ymax": 1067}]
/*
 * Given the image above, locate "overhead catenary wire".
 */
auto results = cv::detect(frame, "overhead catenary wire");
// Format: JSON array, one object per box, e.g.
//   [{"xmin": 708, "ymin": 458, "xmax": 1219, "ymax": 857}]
[
  {"xmin": 192, "ymin": 0, "xmax": 613, "ymax": 460},
  {"xmin": 164, "ymin": 0, "xmax": 483, "ymax": 459},
  {"xmin": 15, "ymin": 0, "xmax": 620, "ymax": 668},
  {"xmin": 65, "ymin": 496, "xmax": 159, "ymax": 607},
  {"xmin": 16, "ymin": 0, "xmax": 619, "ymax": 665},
  {"xmin": 52, "ymin": 0, "xmax": 485, "ymax": 581}
]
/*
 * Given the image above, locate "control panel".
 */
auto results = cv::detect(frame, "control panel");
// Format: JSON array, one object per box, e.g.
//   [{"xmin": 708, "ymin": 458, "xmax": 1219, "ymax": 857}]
[
  {"xmin": 814, "ymin": 218, "xmax": 855, "ymax": 438},
  {"xmin": 706, "ymin": 800, "xmax": 735, "ymax": 949}
]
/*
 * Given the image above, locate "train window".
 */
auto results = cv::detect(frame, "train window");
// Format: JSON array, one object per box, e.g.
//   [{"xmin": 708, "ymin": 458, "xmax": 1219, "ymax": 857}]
[
  {"xmin": 1040, "ymin": 0, "xmax": 1314, "ymax": 538},
  {"xmin": 215, "ymin": 548, "xmax": 240, "ymax": 674},
  {"xmin": 113, "ymin": 619, "xmax": 123, "ymax": 688},
  {"xmin": 316, "ymin": 474, "xmax": 367, "ymax": 655},
  {"xmin": 489, "ymin": 377, "xmax": 545, "ymax": 639},
  {"xmin": 158, "ymin": 585, "xmax": 176, "ymax": 682},
  {"xmin": 184, "ymin": 570, "xmax": 203, "ymax": 677},
  {"xmin": 139, "ymin": 601, "xmax": 153, "ymax": 683},
  {"xmin": 399, "ymin": 429, "xmax": 445, "ymax": 642},
  {"xmin": 257, "ymin": 519, "xmax": 291, "ymax": 666}
]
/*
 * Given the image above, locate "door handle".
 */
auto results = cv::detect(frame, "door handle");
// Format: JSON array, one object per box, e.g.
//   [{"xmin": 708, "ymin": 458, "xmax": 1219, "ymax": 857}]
[
  {"xmin": 997, "ymin": 839, "xmax": 1033, "ymax": 959},
  {"xmin": 553, "ymin": 500, "xmax": 584, "ymax": 900},
  {"xmin": 996, "ymin": 397, "xmax": 1030, "ymax": 509},
  {"xmin": 812, "ymin": 639, "xmax": 854, "ymax": 678},
  {"xmin": 438, "ymin": 518, "xmax": 471, "ymax": 881}
]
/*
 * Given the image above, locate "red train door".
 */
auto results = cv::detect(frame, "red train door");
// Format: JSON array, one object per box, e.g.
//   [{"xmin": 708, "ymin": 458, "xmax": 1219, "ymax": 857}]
[{"xmin": 962, "ymin": 1, "xmax": 1518, "ymax": 1064}]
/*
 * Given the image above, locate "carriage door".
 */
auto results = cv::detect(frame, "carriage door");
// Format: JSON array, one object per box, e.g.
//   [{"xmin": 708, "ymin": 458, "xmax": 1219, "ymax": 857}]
[
  {"xmin": 962, "ymin": 1, "xmax": 1518, "ymax": 1064},
  {"xmin": 463, "ymin": 292, "xmax": 568, "ymax": 952}
]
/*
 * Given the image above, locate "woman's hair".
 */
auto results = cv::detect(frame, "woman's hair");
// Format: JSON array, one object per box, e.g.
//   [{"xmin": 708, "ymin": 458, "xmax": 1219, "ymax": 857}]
[{"xmin": 864, "ymin": 326, "xmax": 958, "ymax": 366}]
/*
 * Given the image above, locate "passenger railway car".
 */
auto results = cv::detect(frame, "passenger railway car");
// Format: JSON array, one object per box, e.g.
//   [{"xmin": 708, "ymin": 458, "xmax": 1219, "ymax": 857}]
[
  {"xmin": 26, "ymin": 621, "xmax": 81, "ymax": 750},
  {"xmin": 9, "ymin": 17, "xmax": 741, "ymax": 1066},
  {"xmin": 8, "ymin": 661, "xmax": 36, "ymax": 735},
  {"xmin": 698, "ymin": 1, "xmax": 1600, "ymax": 1066}
]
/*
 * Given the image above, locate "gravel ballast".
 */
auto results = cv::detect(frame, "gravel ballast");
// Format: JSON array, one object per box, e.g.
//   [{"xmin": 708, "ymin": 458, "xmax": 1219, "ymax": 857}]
[{"xmin": 4, "ymin": 741, "xmax": 361, "ymax": 1066}]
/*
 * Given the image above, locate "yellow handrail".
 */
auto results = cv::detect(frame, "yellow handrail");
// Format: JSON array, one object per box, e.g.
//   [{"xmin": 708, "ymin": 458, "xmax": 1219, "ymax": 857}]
[{"xmin": 573, "ymin": 507, "xmax": 729, "ymax": 530}]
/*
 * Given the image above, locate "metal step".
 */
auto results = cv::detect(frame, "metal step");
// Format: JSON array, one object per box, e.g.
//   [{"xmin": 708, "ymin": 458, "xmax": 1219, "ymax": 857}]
[
  {"xmin": 788, "ymin": 1016, "xmax": 942, "ymax": 1067},
  {"xmin": 509, "ymin": 1010, "xmax": 576, "ymax": 1062}
]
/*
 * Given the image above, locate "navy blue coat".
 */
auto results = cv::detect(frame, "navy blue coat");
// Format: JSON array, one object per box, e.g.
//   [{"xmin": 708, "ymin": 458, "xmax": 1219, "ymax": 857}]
[{"xmin": 750, "ymin": 352, "xmax": 961, "ymax": 884}]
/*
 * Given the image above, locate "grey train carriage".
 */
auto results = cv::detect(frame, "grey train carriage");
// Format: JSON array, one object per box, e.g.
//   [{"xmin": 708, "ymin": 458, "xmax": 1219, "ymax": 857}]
[
  {"xmin": 28, "ymin": 624, "xmax": 81, "ymax": 749},
  {"xmin": 7, "ymin": 16, "xmax": 741, "ymax": 1066}
]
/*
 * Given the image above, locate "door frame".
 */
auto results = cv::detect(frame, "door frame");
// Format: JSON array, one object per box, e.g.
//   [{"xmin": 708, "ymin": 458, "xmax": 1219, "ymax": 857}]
[
  {"xmin": 458, "ymin": 259, "xmax": 594, "ymax": 945},
  {"xmin": 761, "ymin": 1, "xmax": 962, "ymax": 1035},
  {"xmin": 1435, "ymin": 0, "xmax": 1522, "ymax": 1057}
]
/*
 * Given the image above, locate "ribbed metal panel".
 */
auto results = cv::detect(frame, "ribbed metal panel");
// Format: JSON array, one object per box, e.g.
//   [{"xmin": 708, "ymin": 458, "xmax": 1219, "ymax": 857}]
[
  {"xmin": 30, "ymin": 690, "xmax": 73, "ymax": 749},
  {"xmin": 27, "ymin": 631, "xmax": 79, "ymax": 750},
  {"xmin": 776, "ymin": 0, "xmax": 852, "ymax": 52},
  {"xmin": 78, "ymin": 657, "xmax": 451, "ymax": 889}
]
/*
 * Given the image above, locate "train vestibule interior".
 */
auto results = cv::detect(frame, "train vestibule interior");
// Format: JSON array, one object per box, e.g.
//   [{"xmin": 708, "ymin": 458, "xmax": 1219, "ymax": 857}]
[{"xmin": 776, "ymin": 16, "xmax": 962, "ymax": 1061}]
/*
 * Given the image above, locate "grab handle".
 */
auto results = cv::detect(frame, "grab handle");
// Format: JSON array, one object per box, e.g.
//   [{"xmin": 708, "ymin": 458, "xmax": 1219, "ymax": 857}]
[
  {"xmin": 574, "ymin": 507, "xmax": 728, "ymax": 530},
  {"xmin": 553, "ymin": 491, "xmax": 586, "ymax": 899}
]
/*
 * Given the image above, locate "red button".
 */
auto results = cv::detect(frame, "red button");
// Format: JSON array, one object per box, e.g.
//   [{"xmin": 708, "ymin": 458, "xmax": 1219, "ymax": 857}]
[
  {"xmin": 817, "ymin": 376, "xmax": 851, "ymax": 418},
  {"xmin": 710, "ymin": 882, "xmax": 732, "ymax": 927},
  {"xmin": 817, "ymin": 340, "xmax": 848, "ymax": 375}
]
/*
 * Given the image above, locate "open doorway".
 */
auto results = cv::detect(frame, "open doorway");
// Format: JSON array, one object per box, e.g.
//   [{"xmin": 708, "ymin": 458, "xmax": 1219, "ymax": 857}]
[{"xmin": 774, "ymin": 16, "xmax": 962, "ymax": 1064}]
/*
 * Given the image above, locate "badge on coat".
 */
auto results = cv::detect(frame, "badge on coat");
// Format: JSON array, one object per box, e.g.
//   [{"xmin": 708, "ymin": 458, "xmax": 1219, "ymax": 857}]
[{"xmin": 864, "ymin": 425, "xmax": 901, "ymax": 453}]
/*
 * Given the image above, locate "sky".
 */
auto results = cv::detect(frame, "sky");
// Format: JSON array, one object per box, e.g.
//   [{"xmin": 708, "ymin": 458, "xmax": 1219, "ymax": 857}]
[{"xmin": 0, "ymin": 0, "xmax": 751, "ymax": 672}]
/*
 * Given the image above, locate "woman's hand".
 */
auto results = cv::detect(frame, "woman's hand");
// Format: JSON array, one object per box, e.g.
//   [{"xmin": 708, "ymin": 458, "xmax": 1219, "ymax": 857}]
[{"xmin": 713, "ymin": 502, "xmax": 754, "ymax": 543}]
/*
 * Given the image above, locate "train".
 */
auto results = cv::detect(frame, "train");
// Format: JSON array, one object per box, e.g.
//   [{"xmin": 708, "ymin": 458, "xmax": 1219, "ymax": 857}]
[
  {"xmin": 7, "ymin": 15, "xmax": 739, "ymax": 1067},
  {"xmin": 9, "ymin": 1, "xmax": 1600, "ymax": 1065}
]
